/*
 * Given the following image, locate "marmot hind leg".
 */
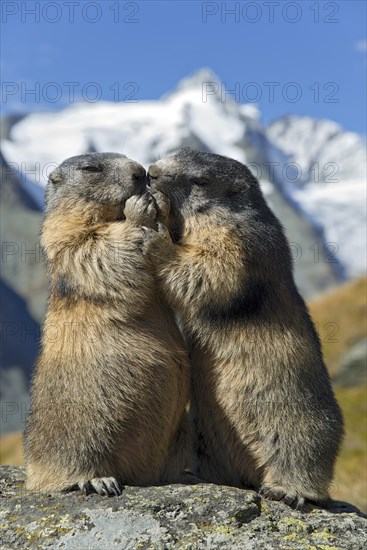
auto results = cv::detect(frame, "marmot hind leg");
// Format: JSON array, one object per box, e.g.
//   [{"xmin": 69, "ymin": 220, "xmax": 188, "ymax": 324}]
[{"xmin": 259, "ymin": 460, "xmax": 331, "ymax": 509}]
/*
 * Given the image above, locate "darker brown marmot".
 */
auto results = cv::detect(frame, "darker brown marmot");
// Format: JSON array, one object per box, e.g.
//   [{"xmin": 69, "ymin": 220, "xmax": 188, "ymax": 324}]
[{"xmin": 147, "ymin": 147, "xmax": 344, "ymax": 508}]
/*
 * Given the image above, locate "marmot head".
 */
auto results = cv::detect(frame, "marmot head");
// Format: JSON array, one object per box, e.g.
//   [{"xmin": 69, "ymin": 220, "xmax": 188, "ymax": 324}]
[
  {"xmin": 147, "ymin": 148, "xmax": 263, "ymax": 221},
  {"xmin": 46, "ymin": 153, "xmax": 147, "ymax": 221}
]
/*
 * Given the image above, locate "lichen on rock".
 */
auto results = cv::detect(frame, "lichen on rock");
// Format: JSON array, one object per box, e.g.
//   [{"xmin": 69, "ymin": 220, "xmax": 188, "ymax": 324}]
[{"xmin": 0, "ymin": 466, "xmax": 366, "ymax": 549}]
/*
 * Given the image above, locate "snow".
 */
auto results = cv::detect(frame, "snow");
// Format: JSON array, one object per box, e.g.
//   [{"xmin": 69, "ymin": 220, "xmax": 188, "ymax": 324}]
[
  {"xmin": 293, "ymin": 180, "xmax": 367, "ymax": 277},
  {"xmin": 1, "ymin": 70, "xmax": 366, "ymax": 278},
  {"xmin": 265, "ymin": 115, "xmax": 367, "ymax": 277},
  {"xmin": 266, "ymin": 116, "xmax": 366, "ymax": 183}
]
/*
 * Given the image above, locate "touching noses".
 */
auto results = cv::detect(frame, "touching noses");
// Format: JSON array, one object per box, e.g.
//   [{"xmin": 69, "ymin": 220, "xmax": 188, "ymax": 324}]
[
  {"xmin": 127, "ymin": 162, "xmax": 147, "ymax": 191},
  {"xmin": 147, "ymin": 164, "xmax": 162, "ymax": 190}
]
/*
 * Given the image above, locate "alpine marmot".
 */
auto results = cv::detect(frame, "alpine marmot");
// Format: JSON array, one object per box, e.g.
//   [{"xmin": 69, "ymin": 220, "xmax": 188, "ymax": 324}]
[
  {"xmin": 25, "ymin": 152, "xmax": 190, "ymax": 495},
  {"xmin": 147, "ymin": 147, "xmax": 343, "ymax": 507}
]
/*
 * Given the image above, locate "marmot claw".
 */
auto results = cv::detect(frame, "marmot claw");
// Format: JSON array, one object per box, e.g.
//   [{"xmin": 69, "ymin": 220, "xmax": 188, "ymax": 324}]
[{"xmin": 78, "ymin": 477, "xmax": 124, "ymax": 497}]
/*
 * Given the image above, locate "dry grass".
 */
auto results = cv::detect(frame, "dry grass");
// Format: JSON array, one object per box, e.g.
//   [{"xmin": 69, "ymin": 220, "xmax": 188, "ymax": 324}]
[
  {"xmin": 333, "ymin": 385, "xmax": 367, "ymax": 511},
  {"xmin": 309, "ymin": 277, "xmax": 367, "ymax": 512},
  {"xmin": 0, "ymin": 431, "xmax": 24, "ymax": 466},
  {"xmin": 309, "ymin": 277, "xmax": 367, "ymax": 377}
]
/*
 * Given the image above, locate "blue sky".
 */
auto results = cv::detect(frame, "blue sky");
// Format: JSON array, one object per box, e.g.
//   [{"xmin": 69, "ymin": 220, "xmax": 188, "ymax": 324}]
[{"xmin": 1, "ymin": 0, "xmax": 366, "ymax": 134}]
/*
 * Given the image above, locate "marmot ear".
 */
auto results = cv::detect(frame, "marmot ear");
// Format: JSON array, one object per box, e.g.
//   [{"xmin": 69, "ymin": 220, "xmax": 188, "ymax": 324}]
[{"xmin": 49, "ymin": 167, "xmax": 63, "ymax": 185}]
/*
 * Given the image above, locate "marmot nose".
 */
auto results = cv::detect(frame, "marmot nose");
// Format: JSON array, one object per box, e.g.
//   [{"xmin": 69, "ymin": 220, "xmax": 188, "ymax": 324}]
[
  {"xmin": 130, "ymin": 163, "xmax": 146, "ymax": 180},
  {"xmin": 147, "ymin": 165, "xmax": 161, "ymax": 179},
  {"xmin": 129, "ymin": 163, "xmax": 147, "ymax": 189},
  {"xmin": 133, "ymin": 173, "xmax": 149, "ymax": 194},
  {"xmin": 147, "ymin": 165, "xmax": 162, "ymax": 190},
  {"xmin": 132, "ymin": 171, "xmax": 146, "ymax": 183}
]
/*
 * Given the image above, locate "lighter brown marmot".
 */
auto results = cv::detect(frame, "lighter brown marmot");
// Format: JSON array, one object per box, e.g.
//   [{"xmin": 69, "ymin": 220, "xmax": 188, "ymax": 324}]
[
  {"xmin": 146, "ymin": 147, "xmax": 344, "ymax": 508},
  {"xmin": 25, "ymin": 152, "xmax": 190, "ymax": 495}
]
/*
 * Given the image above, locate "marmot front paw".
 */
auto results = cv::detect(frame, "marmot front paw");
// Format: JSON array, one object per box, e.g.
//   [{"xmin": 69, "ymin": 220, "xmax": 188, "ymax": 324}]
[
  {"xmin": 150, "ymin": 190, "xmax": 170, "ymax": 225},
  {"xmin": 124, "ymin": 194, "xmax": 158, "ymax": 229},
  {"xmin": 78, "ymin": 477, "xmax": 124, "ymax": 496}
]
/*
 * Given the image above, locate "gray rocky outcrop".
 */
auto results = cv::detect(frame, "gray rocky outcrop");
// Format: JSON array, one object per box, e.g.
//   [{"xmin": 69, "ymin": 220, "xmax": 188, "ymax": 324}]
[{"xmin": 0, "ymin": 466, "xmax": 366, "ymax": 549}]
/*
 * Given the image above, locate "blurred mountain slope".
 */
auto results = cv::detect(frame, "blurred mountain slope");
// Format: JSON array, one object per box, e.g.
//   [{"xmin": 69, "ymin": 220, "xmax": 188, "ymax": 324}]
[
  {"xmin": 309, "ymin": 277, "xmax": 367, "ymax": 377},
  {"xmin": 0, "ymin": 151, "xmax": 45, "ymax": 435},
  {"xmin": 309, "ymin": 277, "xmax": 367, "ymax": 512}
]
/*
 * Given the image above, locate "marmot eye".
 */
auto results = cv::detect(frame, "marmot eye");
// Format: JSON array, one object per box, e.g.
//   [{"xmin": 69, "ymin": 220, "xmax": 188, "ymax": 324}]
[
  {"xmin": 80, "ymin": 165, "xmax": 103, "ymax": 173},
  {"xmin": 193, "ymin": 178, "xmax": 207, "ymax": 186}
]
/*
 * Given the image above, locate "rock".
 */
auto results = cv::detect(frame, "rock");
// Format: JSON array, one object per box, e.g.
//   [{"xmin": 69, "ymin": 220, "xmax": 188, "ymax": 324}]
[
  {"xmin": 0, "ymin": 466, "xmax": 366, "ymax": 549},
  {"xmin": 334, "ymin": 339, "xmax": 367, "ymax": 387}
]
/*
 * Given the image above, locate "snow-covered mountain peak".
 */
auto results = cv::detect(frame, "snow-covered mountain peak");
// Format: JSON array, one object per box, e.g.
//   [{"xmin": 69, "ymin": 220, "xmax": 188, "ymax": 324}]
[
  {"xmin": 266, "ymin": 115, "xmax": 366, "ymax": 183},
  {"xmin": 164, "ymin": 68, "xmax": 259, "ymax": 123},
  {"xmin": 166, "ymin": 68, "xmax": 221, "ymax": 96}
]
